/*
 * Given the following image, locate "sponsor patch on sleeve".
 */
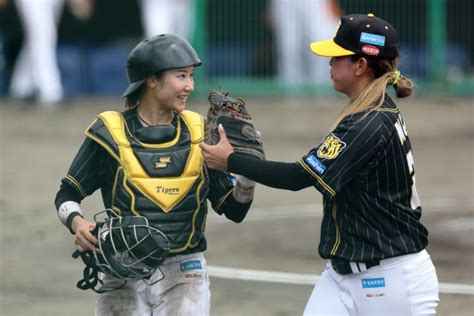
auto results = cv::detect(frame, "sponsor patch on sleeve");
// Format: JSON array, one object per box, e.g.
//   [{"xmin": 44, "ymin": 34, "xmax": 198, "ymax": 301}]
[
  {"xmin": 304, "ymin": 155, "xmax": 327, "ymax": 175},
  {"xmin": 317, "ymin": 134, "xmax": 346, "ymax": 159}
]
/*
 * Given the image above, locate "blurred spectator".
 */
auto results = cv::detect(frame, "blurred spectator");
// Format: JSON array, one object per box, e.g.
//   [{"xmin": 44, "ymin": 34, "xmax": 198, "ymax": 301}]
[
  {"xmin": 206, "ymin": 0, "xmax": 266, "ymax": 78},
  {"xmin": 9, "ymin": 0, "xmax": 93, "ymax": 107},
  {"xmin": 270, "ymin": 0, "xmax": 340, "ymax": 85},
  {"xmin": 139, "ymin": 0, "xmax": 193, "ymax": 39}
]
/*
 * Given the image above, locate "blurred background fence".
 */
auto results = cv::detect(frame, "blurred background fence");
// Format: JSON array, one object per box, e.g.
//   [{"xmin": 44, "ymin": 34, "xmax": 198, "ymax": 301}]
[{"xmin": 0, "ymin": 0, "xmax": 472, "ymax": 98}]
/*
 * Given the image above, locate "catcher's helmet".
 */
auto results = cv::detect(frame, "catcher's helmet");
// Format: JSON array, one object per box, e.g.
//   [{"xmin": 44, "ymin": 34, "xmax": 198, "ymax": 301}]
[{"xmin": 122, "ymin": 34, "xmax": 202, "ymax": 97}]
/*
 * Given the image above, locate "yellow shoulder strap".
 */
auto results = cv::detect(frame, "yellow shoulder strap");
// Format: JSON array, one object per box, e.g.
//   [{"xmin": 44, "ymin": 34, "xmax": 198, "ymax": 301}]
[
  {"xmin": 97, "ymin": 111, "xmax": 130, "ymax": 147},
  {"xmin": 181, "ymin": 110, "xmax": 204, "ymax": 143}
]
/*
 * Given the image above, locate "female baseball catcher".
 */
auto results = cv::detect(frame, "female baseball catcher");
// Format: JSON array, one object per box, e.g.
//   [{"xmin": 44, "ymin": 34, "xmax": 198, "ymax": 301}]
[{"xmin": 55, "ymin": 34, "xmax": 261, "ymax": 316}]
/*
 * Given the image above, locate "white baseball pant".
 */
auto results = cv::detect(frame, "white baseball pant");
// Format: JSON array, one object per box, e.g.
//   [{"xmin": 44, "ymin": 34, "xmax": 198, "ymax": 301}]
[
  {"xmin": 95, "ymin": 252, "xmax": 210, "ymax": 316},
  {"xmin": 303, "ymin": 250, "xmax": 439, "ymax": 316}
]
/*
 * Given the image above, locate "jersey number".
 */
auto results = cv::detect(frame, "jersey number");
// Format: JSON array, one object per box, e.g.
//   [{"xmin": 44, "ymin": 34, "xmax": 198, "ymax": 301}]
[{"xmin": 395, "ymin": 116, "xmax": 421, "ymax": 210}]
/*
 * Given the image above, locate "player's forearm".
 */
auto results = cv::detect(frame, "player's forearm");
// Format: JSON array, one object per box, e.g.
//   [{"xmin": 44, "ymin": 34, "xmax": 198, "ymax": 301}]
[
  {"xmin": 228, "ymin": 153, "xmax": 313, "ymax": 191},
  {"xmin": 219, "ymin": 196, "xmax": 252, "ymax": 223},
  {"xmin": 57, "ymin": 200, "xmax": 84, "ymax": 233},
  {"xmin": 55, "ymin": 181, "xmax": 86, "ymax": 232},
  {"xmin": 232, "ymin": 175, "xmax": 255, "ymax": 203}
]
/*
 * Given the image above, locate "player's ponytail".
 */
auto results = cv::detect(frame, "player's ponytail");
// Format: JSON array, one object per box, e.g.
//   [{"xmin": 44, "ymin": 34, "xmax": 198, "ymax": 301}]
[
  {"xmin": 351, "ymin": 56, "xmax": 415, "ymax": 108},
  {"xmin": 392, "ymin": 72, "xmax": 413, "ymax": 98},
  {"xmin": 329, "ymin": 56, "xmax": 414, "ymax": 131}
]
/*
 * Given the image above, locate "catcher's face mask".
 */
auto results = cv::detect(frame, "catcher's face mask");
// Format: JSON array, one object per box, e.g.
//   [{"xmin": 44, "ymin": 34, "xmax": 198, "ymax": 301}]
[{"xmin": 73, "ymin": 210, "xmax": 170, "ymax": 293}]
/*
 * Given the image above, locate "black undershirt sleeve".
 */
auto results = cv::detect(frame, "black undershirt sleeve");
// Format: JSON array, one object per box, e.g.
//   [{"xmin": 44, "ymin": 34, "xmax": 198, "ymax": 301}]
[{"xmin": 227, "ymin": 153, "xmax": 313, "ymax": 191}]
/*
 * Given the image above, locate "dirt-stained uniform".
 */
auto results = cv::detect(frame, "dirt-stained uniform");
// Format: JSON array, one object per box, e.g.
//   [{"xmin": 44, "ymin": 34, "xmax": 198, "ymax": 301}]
[
  {"xmin": 56, "ymin": 106, "xmax": 251, "ymax": 315},
  {"xmin": 55, "ymin": 33, "xmax": 254, "ymax": 316}
]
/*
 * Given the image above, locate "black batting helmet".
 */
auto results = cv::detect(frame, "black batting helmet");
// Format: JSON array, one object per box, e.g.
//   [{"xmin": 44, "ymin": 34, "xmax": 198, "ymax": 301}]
[{"xmin": 122, "ymin": 34, "xmax": 202, "ymax": 97}]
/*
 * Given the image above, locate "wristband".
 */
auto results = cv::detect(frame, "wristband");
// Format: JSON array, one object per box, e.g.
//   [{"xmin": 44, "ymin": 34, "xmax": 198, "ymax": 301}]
[
  {"xmin": 58, "ymin": 201, "xmax": 83, "ymax": 231},
  {"xmin": 232, "ymin": 175, "xmax": 256, "ymax": 203}
]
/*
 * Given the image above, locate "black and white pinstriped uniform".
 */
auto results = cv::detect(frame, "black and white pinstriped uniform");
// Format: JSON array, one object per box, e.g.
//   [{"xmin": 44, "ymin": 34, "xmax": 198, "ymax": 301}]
[{"xmin": 299, "ymin": 94, "xmax": 427, "ymax": 264}]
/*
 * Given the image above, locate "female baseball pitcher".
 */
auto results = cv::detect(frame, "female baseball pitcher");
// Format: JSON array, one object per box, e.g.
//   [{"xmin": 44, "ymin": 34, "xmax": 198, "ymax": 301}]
[{"xmin": 201, "ymin": 14, "xmax": 439, "ymax": 316}]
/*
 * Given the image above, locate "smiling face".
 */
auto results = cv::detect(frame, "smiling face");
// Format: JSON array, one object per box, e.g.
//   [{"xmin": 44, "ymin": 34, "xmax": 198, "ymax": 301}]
[{"xmin": 151, "ymin": 66, "xmax": 195, "ymax": 113}]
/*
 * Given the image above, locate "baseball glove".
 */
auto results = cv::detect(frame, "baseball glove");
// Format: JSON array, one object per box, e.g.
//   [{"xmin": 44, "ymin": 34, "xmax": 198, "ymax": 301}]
[{"xmin": 205, "ymin": 90, "xmax": 265, "ymax": 160}]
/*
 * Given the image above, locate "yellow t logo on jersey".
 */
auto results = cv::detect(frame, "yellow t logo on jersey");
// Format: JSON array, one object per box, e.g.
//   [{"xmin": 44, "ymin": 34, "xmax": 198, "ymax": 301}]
[{"xmin": 317, "ymin": 134, "xmax": 346, "ymax": 159}]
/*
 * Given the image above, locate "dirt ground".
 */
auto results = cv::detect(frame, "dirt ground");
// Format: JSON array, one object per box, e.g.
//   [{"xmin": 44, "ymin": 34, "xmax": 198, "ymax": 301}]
[{"xmin": 0, "ymin": 94, "xmax": 473, "ymax": 315}]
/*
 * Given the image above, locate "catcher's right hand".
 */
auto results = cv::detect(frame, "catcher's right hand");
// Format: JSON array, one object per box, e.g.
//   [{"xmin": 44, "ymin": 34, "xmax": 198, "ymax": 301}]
[
  {"xmin": 204, "ymin": 90, "xmax": 265, "ymax": 160},
  {"xmin": 71, "ymin": 216, "xmax": 98, "ymax": 252}
]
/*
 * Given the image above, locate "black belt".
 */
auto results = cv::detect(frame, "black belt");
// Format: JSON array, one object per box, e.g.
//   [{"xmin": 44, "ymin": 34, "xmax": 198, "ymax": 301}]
[{"xmin": 331, "ymin": 259, "xmax": 381, "ymax": 275}]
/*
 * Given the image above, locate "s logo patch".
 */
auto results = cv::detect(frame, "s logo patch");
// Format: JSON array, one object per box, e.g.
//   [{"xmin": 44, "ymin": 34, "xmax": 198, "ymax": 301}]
[
  {"xmin": 154, "ymin": 157, "xmax": 172, "ymax": 169},
  {"xmin": 317, "ymin": 134, "xmax": 346, "ymax": 159}
]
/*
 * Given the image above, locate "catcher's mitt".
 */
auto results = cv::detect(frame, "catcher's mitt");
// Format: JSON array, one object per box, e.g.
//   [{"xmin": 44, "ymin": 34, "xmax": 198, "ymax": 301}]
[{"xmin": 205, "ymin": 90, "xmax": 265, "ymax": 160}]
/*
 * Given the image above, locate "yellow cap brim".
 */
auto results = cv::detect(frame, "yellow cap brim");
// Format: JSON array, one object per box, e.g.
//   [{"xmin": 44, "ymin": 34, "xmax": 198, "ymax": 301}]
[{"xmin": 310, "ymin": 39, "xmax": 355, "ymax": 57}]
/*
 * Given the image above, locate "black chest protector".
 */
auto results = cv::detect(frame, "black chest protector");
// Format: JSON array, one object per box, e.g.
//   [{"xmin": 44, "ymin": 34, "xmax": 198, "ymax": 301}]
[{"xmin": 85, "ymin": 110, "xmax": 209, "ymax": 254}]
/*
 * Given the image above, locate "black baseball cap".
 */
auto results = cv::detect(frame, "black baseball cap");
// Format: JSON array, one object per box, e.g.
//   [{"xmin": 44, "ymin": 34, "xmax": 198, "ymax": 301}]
[{"xmin": 310, "ymin": 13, "xmax": 400, "ymax": 59}]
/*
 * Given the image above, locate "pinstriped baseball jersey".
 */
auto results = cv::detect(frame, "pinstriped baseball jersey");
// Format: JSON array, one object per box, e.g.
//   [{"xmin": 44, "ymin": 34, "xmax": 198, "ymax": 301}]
[{"xmin": 299, "ymin": 94, "xmax": 428, "ymax": 262}]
